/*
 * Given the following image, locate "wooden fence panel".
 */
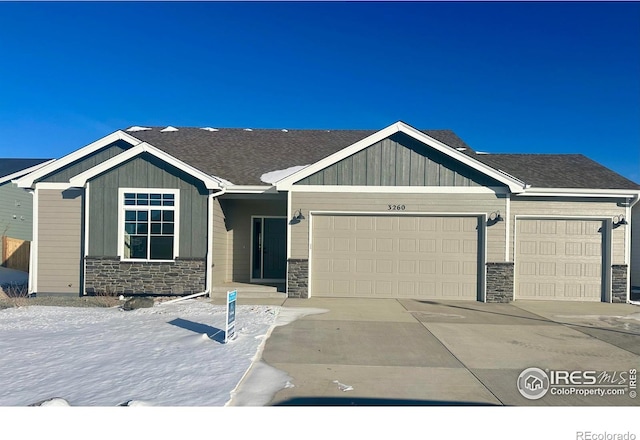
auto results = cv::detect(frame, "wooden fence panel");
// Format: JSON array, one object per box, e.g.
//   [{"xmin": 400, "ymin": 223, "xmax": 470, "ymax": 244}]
[{"xmin": 2, "ymin": 236, "xmax": 30, "ymax": 272}]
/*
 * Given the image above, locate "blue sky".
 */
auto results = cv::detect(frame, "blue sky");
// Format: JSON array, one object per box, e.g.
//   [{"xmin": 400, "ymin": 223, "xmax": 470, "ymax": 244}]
[{"xmin": 0, "ymin": 1, "xmax": 638, "ymax": 182}]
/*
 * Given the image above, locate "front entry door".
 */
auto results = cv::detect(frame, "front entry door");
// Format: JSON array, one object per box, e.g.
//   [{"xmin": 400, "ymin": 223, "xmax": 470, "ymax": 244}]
[{"xmin": 252, "ymin": 217, "xmax": 286, "ymax": 280}]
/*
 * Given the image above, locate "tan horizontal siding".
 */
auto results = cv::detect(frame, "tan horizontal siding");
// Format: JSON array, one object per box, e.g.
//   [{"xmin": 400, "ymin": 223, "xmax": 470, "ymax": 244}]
[
  {"xmin": 37, "ymin": 189, "xmax": 82, "ymax": 294},
  {"xmin": 510, "ymin": 197, "xmax": 627, "ymax": 265},
  {"xmin": 290, "ymin": 191, "xmax": 506, "ymax": 262},
  {"xmin": 212, "ymin": 198, "xmax": 229, "ymax": 284}
]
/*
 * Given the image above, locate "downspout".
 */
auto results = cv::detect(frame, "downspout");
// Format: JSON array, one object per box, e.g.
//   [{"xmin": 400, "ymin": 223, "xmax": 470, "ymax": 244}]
[
  {"xmin": 25, "ymin": 188, "xmax": 35, "ymax": 295},
  {"xmin": 628, "ymin": 194, "xmax": 640, "ymax": 304},
  {"xmin": 161, "ymin": 186, "xmax": 226, "ymax": 306}
]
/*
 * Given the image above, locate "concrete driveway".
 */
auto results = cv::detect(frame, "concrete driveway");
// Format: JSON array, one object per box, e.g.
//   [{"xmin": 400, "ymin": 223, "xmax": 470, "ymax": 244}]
[{"xmin": 253, "ymin": 298, "xmax": 640, "ymax": 406}]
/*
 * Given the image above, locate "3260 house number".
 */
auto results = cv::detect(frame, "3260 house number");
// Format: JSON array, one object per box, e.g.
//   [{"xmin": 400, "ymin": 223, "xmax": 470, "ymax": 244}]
[{"xmin": 388, "ymin": 204, "xmax": 406, "ymax": 211}]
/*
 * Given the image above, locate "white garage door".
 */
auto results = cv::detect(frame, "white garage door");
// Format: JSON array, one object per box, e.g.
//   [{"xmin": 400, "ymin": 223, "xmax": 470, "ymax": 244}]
[
  {"xmin": 516, "ymin": 219, "xmax": 604, "ymax": 301},
  {"xmin": 311, "ymin": 215, "xmax": 480, "ymax": 299}
]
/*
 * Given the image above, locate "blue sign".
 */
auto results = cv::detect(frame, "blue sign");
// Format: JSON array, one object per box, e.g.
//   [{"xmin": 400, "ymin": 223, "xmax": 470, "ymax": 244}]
[{"xmin": 225, "ymin": 290, "xmax": 237, "ymax": 343}]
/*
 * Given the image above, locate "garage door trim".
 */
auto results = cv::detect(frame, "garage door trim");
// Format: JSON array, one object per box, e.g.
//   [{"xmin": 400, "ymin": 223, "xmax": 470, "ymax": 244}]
[
  {"xmin": 514, "ymin": 215, "xmax": 612, "ymax": 302},
  {"xmin": 308, "ymin": 210, "xmax": 487, "ymax": 300}
]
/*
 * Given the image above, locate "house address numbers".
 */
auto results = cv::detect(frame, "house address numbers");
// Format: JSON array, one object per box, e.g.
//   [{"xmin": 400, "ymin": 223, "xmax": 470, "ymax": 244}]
[{"xmin": 387, "ymin": 204, "xmax": 406, "ymax": 211}]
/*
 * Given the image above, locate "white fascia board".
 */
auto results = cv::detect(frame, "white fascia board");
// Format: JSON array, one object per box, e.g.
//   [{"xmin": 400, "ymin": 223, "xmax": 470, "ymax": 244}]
[
  {"xmin": 275, "ymin": 121, "xmax": 526, "ymax": 193},
  {"xmin": 517, "ymin": 188, "xmax": 640, "ymax": 198},
  {"xmin": 69, "ymin": 142, "xmax": 223, "ymax": 190},
  {"xmin": 288, "ymin": 185, "xmax": 508, "ymax": 194},
  {"xmin": 223, "ymin": 185, "xmax": 278, "ymax": 194},
  {"xmin": 1, "ymin": 159, "xmax": 56, "ymax": 185},
  {"xmin": 15, "ymin": 131, "xmax": 142, "ymax": 189}
]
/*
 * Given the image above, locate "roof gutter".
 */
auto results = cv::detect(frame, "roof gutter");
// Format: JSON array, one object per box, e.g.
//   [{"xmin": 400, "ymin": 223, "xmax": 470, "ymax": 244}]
[
  {"xmin": 517, "ymin": 188, "xmax": 640, "ymax": 198},
  {"xmin": 223, "ymin": 185, "xmax": 278, "ymax": 194}
]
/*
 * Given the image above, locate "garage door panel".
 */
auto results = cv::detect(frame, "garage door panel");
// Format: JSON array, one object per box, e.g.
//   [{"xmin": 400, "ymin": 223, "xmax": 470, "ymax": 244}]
[
  {"xmin": 356, "ymin": 238, "xmax": 374, "ymax": 252},
  {"xmin": 398, "ymin": 260, "xmax": 416, "ymax": 274},
  {"xmin": 312, "ymin": 214, "xmax": 479, "ymax": 299},
  {"xmin": 333, "ymin": 238, "xmax": 350, "ymax": 252},
  {"xmin": 420, "ymin": 239, "xmax": 436, "ymax": 252},
  {"xmin": 377, "ymin": 260, "xmax": 394, "ymax": 273},
  {"xmin": 516, "ymin": 219, "xmax": 603, "ymax": 301}
]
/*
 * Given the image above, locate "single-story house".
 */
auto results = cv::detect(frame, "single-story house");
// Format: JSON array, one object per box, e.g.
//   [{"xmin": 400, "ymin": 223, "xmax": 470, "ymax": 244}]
[
  {"xmin": 14, "ymin": 121, "xmax": 640, "ymax": 302},
  {"xmin": 1, "ymin": 159, "xmax": 53, "ymax": 269}
]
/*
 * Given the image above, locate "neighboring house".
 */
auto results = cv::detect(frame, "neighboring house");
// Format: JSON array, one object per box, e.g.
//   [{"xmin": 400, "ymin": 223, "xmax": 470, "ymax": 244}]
[
  {"xmin": 0, "ymin": 159, "xmax": 53, "ymax": 267},
  {"xmin": 14, "ymin": 122, "xmax": 640, "ymax": 302}
]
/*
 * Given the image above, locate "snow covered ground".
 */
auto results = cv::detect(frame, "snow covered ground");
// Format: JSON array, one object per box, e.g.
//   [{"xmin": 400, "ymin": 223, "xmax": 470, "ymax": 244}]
[
  {"xmin": 0, "ymin": 266, "xmax": 28, "ymax": 287},
  {"xmin": 1, "ymin": 299, "xmax": 636, "ymax": 440},
  {"xmin": 0, "ymin": 299, "xmax": 319, "ymax": 406}
]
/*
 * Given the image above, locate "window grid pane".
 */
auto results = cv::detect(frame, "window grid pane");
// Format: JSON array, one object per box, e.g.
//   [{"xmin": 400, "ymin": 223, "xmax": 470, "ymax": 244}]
[{"xmin": 123, "ymin": 191, "xmax": 177, "ymax": 260}]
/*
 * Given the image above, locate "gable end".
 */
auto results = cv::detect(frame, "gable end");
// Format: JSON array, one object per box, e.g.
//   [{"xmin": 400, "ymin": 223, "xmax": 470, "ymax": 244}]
[
  {"xmin": 295, "ymin": 132, "xmax": 505, "ymax": 187},
  {"xmin": 38, "ymin": 140, "xmax": 133, "ymax": 184}
]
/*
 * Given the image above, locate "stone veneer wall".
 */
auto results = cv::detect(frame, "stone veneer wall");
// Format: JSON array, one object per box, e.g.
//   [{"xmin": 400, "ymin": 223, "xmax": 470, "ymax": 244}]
[
  {"xmin": 486, "ymin": 262, "xmax": 514, "ymax": 303},
  {"xmin": 611, "ymin": 264, "xmax": 627, "ymax": 303},
  {"xmin": 85, "ymin": 257, "xmax": 206, "ymax": 295},
  {"xmin": 287, "ymin": 259, "xmax": 309, "ymax": 298}
]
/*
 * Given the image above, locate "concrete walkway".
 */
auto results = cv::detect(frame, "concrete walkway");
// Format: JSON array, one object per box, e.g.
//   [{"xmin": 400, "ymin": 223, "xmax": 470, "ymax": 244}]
[{"xmin": 246, "ymin": 298, "xmax": 640, "ymax": 406}]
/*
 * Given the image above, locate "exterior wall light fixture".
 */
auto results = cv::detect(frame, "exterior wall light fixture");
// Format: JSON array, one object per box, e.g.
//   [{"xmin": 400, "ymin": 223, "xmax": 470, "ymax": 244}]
[{"xmin": 290, "ymin": 209, "xmax": 305, "ymax": 225}]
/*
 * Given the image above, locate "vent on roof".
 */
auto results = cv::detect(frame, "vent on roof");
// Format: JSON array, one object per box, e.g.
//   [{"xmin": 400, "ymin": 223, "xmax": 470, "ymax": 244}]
[
  {"xmin": 282, "ymin": 129, "xmax": 289, "ymax": 132},
  {"xmin": 201, "ymin": 127, "xmax": 219, "ymax": 132},
  {"xmin": 243, "ymin": 128, "xmax": 253, "ymax": 131},
  {"xmin": 475, "ymin": 151, "xmax": 490, "ymax": 155},
  {"xmin": 160, "ymin": 126, "xmax": 179, "ymax": 132},
  {"xmin": 126, "ymin": 126, "xmax": 152, "ymax": 132},
  {"xmin": 456, "ymin": 147, "xmax": 467, "ymax": 151}
]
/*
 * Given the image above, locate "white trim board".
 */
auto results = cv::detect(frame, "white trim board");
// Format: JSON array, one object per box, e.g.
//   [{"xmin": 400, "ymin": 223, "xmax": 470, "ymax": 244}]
[
  {"xmin": 117, "ymin": 188, "xmax": 181, "ymax": 262},
  {"xmin": 288, "ymin": 185, "xmax": 509, "ymax": 194},
  {"xmin": 275, "ymin": 121, "xmax": 528, "ymax": 193},
  {"xmin": 517, "ymin": 188, "xmax": 640, "ymax": 198},
  {"xmin": 15, "ymin": 131, "xmax": 142, "ymax": 189},
  {"xmin": 69, "ymin": 143, "xmax": 223, "ymax": 190}
]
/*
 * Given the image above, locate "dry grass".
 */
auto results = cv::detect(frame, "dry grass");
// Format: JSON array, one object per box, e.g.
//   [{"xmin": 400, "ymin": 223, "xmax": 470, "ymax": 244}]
[{"xmin": 0, "ymin": 282, "xmax": 30, "ymax": 308}]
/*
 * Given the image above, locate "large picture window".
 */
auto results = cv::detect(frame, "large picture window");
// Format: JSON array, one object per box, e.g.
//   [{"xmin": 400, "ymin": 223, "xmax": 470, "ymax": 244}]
[{"xmin": 120, "ymin": 190, "xmax": 179, "ymax": 261}]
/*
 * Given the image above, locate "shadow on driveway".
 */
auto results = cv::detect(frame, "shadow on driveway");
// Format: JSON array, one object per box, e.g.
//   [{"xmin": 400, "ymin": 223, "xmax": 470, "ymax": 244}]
[
  {"xmin": 167, "ymin": 318, "xmax": 226, "ymax": 343},
  {"xmin": 274, "ymin": 397, "xmax": 499, "ymax": 406},
  {"xmin": 417, "ymin": 301, "xmax": 640, "ymax": 337}
]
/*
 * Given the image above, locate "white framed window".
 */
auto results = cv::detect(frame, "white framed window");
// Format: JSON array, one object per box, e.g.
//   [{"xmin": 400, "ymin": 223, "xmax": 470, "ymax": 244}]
[{"xmin": 118, "ymin": 188, "xmax": 180, "ymax": 261}]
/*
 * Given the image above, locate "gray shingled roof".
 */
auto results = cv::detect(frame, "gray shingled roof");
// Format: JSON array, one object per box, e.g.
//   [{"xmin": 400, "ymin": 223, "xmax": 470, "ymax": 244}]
[
  {"xmin": 129, "ymin": 128, "xmax": 473, "ymax": 186},
  {"xmin": 0, "ymin": 158, "xmax": 51, "ymax": 181},
  {"xmin": 127, "ymin": 127, "xmax": 639, "ymax": 189},
  {"xmin": 471, "ymin": 153, "xmax": 640, "ymax": 190}
]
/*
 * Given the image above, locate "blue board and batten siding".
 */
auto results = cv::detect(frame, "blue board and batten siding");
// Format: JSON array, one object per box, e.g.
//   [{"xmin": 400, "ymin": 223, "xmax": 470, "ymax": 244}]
[
  {"xmin": 88, "ymin": 153, "xmax": 208, "ymax": 259},
  {"xmin": 296, "ymin": 133, "xmax": 501, "ymax": 187}
]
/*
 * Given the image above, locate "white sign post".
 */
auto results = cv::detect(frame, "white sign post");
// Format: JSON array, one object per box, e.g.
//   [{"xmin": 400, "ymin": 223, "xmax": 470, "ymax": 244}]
[{"xmin": 225, "ymin": 290, "xmax": 237, "ymax": 343}]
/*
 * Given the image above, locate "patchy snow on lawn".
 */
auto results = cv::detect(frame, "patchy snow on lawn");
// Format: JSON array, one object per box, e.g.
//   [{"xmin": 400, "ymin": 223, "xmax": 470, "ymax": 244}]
[
  {"xmin": 0, "ymin": 267, "xmax": 28, "ymax": 286},
  {"xmin": 0, "ymin": 300, "xmax": 298, "ymax": 407}
]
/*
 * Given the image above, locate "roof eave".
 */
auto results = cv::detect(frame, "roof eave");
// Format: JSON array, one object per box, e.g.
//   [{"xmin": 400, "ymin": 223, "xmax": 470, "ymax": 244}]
[
  {"xmin": 68, "ymin": 142, "xmax": 223, "ymax": 190},
  {"xmin": 15, "ymin": 131, "xmax": 142, "ymax": 189},
  {"xmin": 275, "ymin": 121, "xmax": 526, "ymax": 193}
]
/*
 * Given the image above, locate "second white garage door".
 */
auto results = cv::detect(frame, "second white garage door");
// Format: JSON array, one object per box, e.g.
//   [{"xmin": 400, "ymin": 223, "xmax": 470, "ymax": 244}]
[
  {"xmin": 516, "ymin": 219, "xmax": 604, "ymax": 301},
  {"xmin": 311, "ymin": 215, "xmax": 480, "ymax": 299}
]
